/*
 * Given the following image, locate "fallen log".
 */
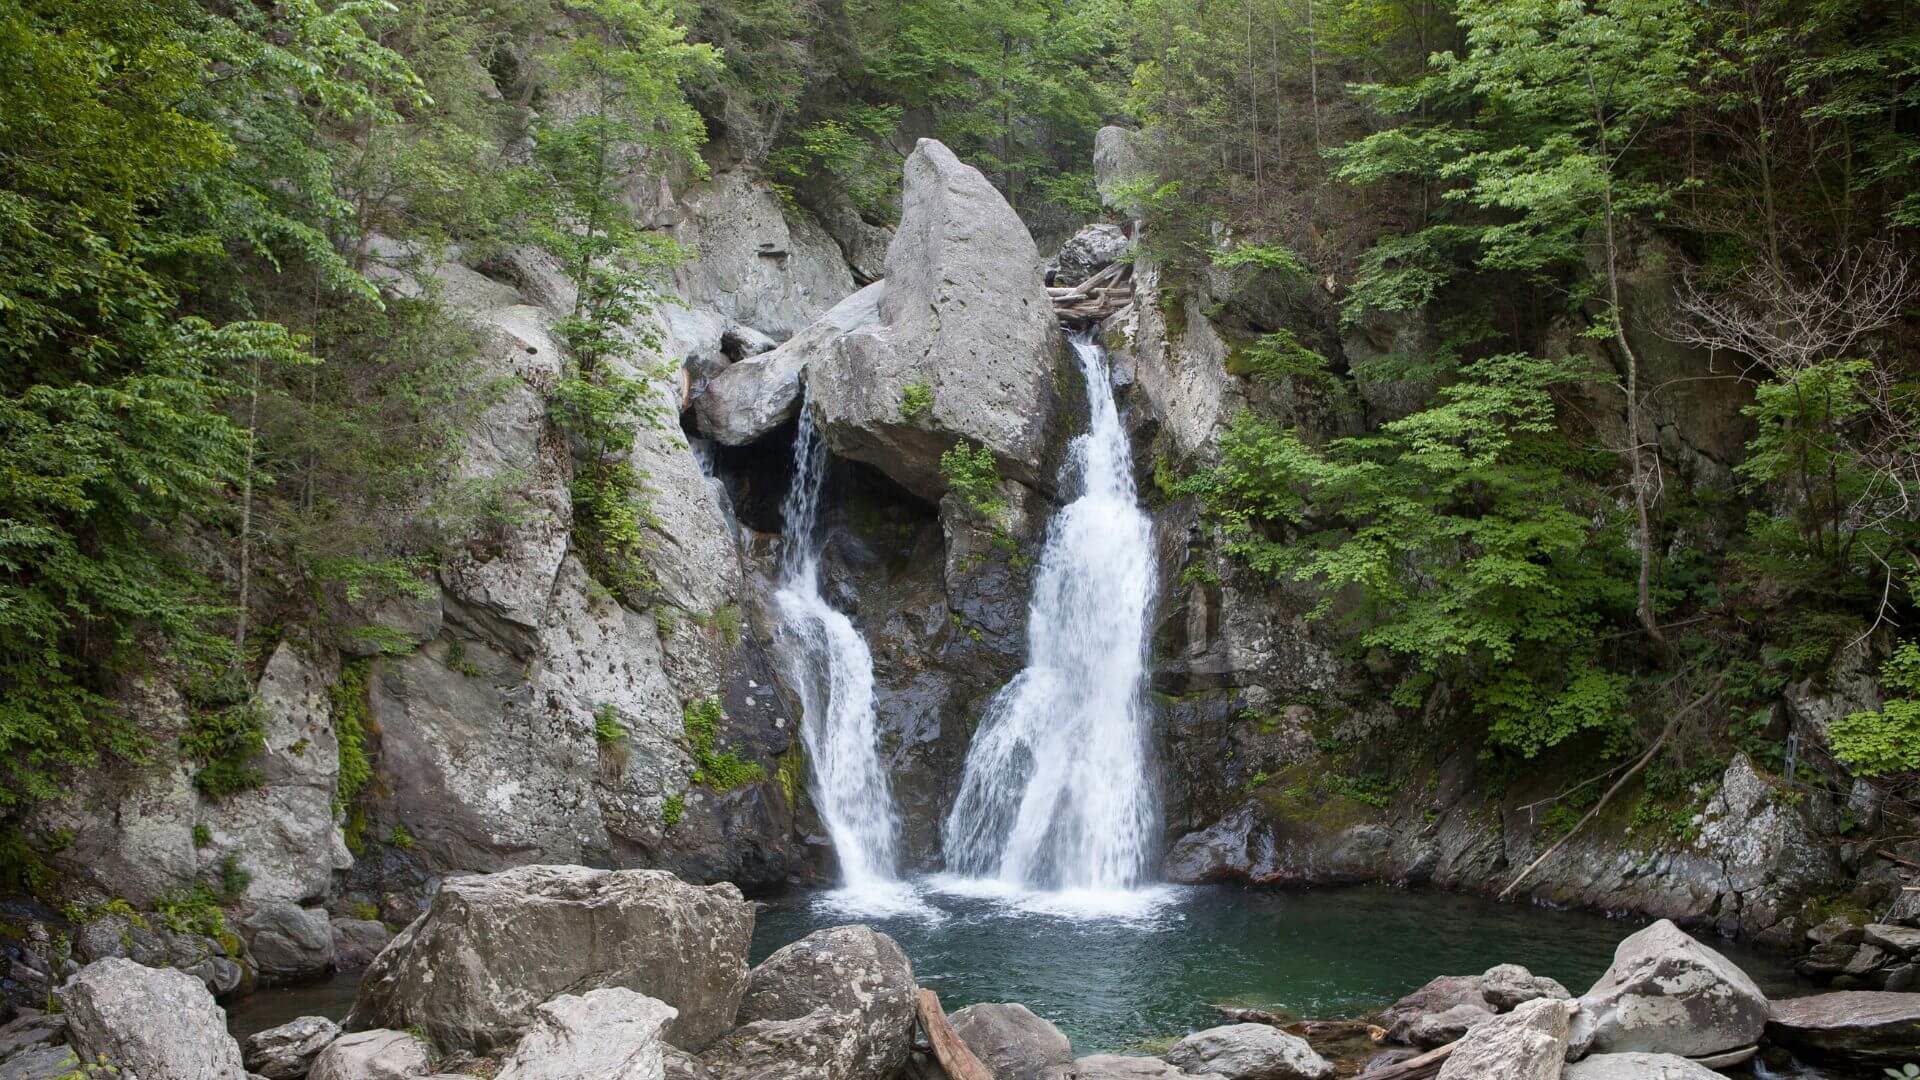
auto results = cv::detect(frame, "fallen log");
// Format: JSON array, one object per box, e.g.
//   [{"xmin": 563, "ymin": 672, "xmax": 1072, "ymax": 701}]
[
  {"xmin": 915, "ymin": 988, "xmax": 996, "ymax": 1080},
  {"xmin": 1360, "ymin": 1039, "xmax": 1456, "ymax": 1080}
]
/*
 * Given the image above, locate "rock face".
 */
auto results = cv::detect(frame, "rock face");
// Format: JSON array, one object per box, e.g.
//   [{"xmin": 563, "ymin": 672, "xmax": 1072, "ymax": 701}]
[
  {"xmin": 696, "ymin": 925, "xmax": 917, "ymax": 1080},
  {"xmin": 496, "ymin": 989, "xmax": 677, "ymax": 1080},
  {"xmin": 1765, "ymin": 991, "xmax": 1920, "ymax": 1069},
  {"xmin": 1435, "ymin": 998, "xmax": 1573, "ymax": 1080},
  {"xmin": 55, "ymin": 957, "xmax": 247, "ymax": 1080},
  {"xmin": 348, "ymin": 866, "xmax": 753, "ymax": 1053},
  {"xmin": 245, "ymin": 1016, "xmax": 342, "ymax": 1080},
  {"xmin": 1568, "ymin": 920, "xmax": 1769, "ymax": 1058},
  {"xmin": 696, "ymin": 280, "xmax": 887, "ymax": 446},
  {"xmin": 1563, "ymin": 1053, "xmax": 1726, "ymax": 1080},
  {"xmin": 1163, "ymin": 1024, "xmax": 1333, "ymax": 1080},
  {"xmin": 949, "ymin": 1003, "xmax": 1074, "ymax": 1080},
  {"xmin": 809, "ymin": 138, "xmax": 1065, "ymax": 500},
  {"xmin": 309, "ymin": 1029, "xmax": 433, "ymax": 1080}
]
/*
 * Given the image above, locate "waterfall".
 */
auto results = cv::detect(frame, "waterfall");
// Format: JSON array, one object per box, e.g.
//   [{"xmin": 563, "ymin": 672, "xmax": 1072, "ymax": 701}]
[
  {"xmin": 942, "ymin": 334, "xmax": 1161, "ymax": 893},
  {"xmin": 773, "ymin": 404, "xmax": 903, "ymax": 894}
]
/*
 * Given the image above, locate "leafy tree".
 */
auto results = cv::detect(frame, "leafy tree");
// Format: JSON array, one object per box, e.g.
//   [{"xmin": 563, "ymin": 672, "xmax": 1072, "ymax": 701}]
[{"xmin": 1185, "ymin": 354, "xmax": 1637, "ymax": 755}]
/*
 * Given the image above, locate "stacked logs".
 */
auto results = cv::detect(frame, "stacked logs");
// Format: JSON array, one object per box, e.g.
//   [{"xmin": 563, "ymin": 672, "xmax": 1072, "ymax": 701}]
[{"xmin": 1049, "ymin": 261, "xmax": 1134, "ymax": 325}]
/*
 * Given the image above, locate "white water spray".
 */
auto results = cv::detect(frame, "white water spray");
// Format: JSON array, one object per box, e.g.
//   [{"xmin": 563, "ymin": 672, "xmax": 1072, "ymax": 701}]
[
  {"xmin": 942, "ymin": 335, "xmax": 1160, "ymax": 892},
  {"xmin": 773, "ymin": 405, "xmax": 903, "ymax": 895}
]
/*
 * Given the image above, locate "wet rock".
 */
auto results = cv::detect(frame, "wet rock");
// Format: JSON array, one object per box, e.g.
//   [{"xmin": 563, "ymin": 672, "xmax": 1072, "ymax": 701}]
[
  {"xmin": 349, "ymin": 865, "xmax": 753, "ymax": 1054},
  {"xmin": 1765, "ymin": 990, "xmax": 1920, "ymax": 1069},
  {"xmin": 56, "ymin": 957, "xmax": 247, "ymax": 1079},
  {"xmin": 1562, "ymin": 1052, "xmax": 1725, "ymax": 1079},
  {"xmin": 496, "ymin": 989, "xmax": 677, "ymax": 1080},
  {"xmin": 242, "ymin": 902, "xmax": 335, "ymax": 981},
  {"xmin": 309, "ymin": 1030, "xmax": 433, "ymax": 1080},
  {"xmin": 1435, "ymin": 998, "xmax": 1573, "ymax": 1080},
  {"xmin": 1072, "ymin": 1055, "xmax": 1225, "ymax": 1080},
  {"xmin": 698, "ymin": 925, "xmax": 916, "ymax": 1080},
  {"xmin": 331, "ymin": 917, "xmax": 392, "ymax": 971},
  {"xmin": 245, "ymin": 1016, "xmax": 341, "ymax": 1079},
  {"xmin": 0, "ymin": 1012, "xmax": 64, "ymax": 1061},
  {"xmin": 809, "ymin": 139, "xmax": 1065, "ymax": 501},
  {"xmin": 0, "ymin": 1045, "xmax": 79, "ymax": 1080},
  {"xmin": 696, "ymin": 281, "xmax": 886, "ymax": 446},
  {"xmin": 1568, "ymin": 920, "xmax": 1769, "ymax": 1059},
  {"xmin": 950, "ymin": 1003, "xmax": 1074, "ymax": 1080},
  {"xmin": 1479, "ymin": 964, "xmax": 1571, "ymax": 1011},
  {"xmin": 1865, "ymin": 924, "xmax": 1920, "ymax": 957},
  {"xmin": 1053, "ymin": 224, "xmax": 1129, "ymax": 287},
  {"xmin": 1163, "ymin": 1023, "xmax": 1333, "ymax": 1080},
  {"xmin": 1379, "ymin": 975, "xmax": 1495, "ymax": 1047}
]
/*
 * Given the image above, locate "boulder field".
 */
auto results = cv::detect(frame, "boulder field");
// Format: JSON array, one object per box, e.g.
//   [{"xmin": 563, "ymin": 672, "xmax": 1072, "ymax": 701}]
[{"xmin": 5, "ymin": 870, "xmax": 1920, "ymax": 1080}]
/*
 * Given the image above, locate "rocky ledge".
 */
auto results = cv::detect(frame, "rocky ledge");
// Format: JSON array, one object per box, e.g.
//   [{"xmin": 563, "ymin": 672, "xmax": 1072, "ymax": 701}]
[{"xmin": 5, "ymin": 866, "xmax": 1920, "ymax": 1080}]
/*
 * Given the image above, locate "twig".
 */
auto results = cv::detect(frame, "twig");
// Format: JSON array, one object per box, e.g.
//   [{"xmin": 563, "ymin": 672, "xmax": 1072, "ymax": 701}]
[{"xmin": 1498, "ymin": 673, "xmax": 1726, "ymax": 900}]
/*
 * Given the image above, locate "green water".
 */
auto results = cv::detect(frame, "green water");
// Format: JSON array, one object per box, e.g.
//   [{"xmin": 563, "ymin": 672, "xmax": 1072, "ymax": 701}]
[{"xmin": 750, "ymin": 880, "xmax": 1810, "ymax": 1056}]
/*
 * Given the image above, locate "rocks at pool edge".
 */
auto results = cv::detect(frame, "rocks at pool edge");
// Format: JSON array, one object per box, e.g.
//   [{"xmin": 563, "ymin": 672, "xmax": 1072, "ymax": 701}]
[
  {"xmin": 1163, "ymin": 1023, "xmax": 1333, "ymax": 1080},
  {"xmin": 950, "ymin": 1002, "xmax": 1075, "ymax": 1080},
  {"xmin": 55, "ymin": 957, "xmax": 248, "ymax": 1080},
  {"xmin": 1567, "ymin": 919, "xmax": 1770, "ymax": 1059},
  {"xmin": 1437, "ymin": 997, "xmax": 1574, "ymax": 1080},
  {"xmin": 346, "ymin": 865, "xmax": 752, "ymax": 1053},
  {"xmin": 1765, "ymin": 990, "xmax": 1920, "ymax": 1070}
]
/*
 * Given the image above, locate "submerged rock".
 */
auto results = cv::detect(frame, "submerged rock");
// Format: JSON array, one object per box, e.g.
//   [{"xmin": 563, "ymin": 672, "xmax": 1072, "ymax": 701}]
[
  {"xmin": 1434, "ymin": 998, "xmax": 1573, "ymax": 1080},
  {"xmin": 495, "ymin": 989, "xmax": 677, "ymax": 1080},
  {"xmin": 809, "ymin": 138, "xmax": 1065, "ymax": 500},
  {"xmin": 348, "ymin": 865, "xmax": 753, "ymax": 1053},
  {"xmin": 1765, "ymin": 990, "xmax": 1920, "ymax": 1069},
  {"xmin": 1163, "ymin": 1023, "xmax": 1333, "ymax": 1080},
  {"xmin": 1568, "ymin": 920, "xmax": 1769, "ymax": 1059},
  {"xmin": 244, "ymin": 1015, "xmax": 342, "ymax": 1079},
  {"xmin": 696, "ymin": 925, "xmax": 917, "ymax": 1080},
  {"xmin": 950, "ymin": 1002, "xmax": 1074, "ymax": 1080},
  {"xmin": 56, "ymin": 957, "xmax": 248, "ymax": 1080}
]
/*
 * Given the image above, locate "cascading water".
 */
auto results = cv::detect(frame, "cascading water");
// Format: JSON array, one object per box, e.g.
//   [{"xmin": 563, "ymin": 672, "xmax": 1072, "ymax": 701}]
[
  {"xmin": 942, "ymin": 334, "xmax": 1160, "ymax": 894},
  {"xmin": 773, "ymin": 404, "xmax": 903, "ymax": 897}
]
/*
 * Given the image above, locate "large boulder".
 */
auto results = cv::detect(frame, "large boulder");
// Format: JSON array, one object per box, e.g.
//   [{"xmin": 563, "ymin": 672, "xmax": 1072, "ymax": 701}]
[
  {"xmin": 1765, "ymin": 991, "xmax": 1920, "ymax": 1069},
  {"xmin": 950, "ymin": 1003, "xmax": 1074, "ymax": 1080},
  {"xmin": 1052, "ymin": 224, "xmax": 1130, "ymax": 287},
  {"xmin": 696, "ymin": 925, "xmax": 916, "ymax": 1080},
  {"xmin": 808, "ymin": 139, "xmax": 1065, "ymax": 501},
  {"xmin": 695, "ymin": 280, "xmax": 887, "ymax": 446},
  {"xmin": 1563, "ymin": 1053, "xmax": 1725, "ymax": 1080},
  {"xmin": 1163, "ymin": 1024, "xmax": 1333, "ymax": 1080},
  {"xmin": 331, "ymin": 917, "xmax": 393, "ymax": 971},
  {"xmin": 496, "ymin": 989, "xmax": 677, "ymax": 1080},
  {"xmin": 241, "ymin": 901, "xmax": 336, "ymax": 981},
  {"xmin": 1435, "ymin": 998, "xmax": 1573, "ymax": 1080},
  {"xmin": 1568, "ymin": 920, "xmax": 1769, "ymax": 1059},
  {"xmin": 0, "ymin": 1045, "xmax": 79, "ymax": 1080},
  {"xmin": 245, "ymin": 1015, "xmax": 341, "ymax": 1079},
  {"xmin": 348, "ymin": 866, "xmax": 753, "ymax": 1053},
  {"xmin": 1379, "ymin": 975, "xmax": 1495, "ymax": 1047},
  {"xmin": 1479, "ymin": 965, "xmax": 1571, "ymax": 1012},
  {"xmin": 55, "ymin": 957, "xmax": 247, "ymax": 1079},
  {"xmin": 309, "ymin": 1030, "xmax": 433, "ymax": 1080}
]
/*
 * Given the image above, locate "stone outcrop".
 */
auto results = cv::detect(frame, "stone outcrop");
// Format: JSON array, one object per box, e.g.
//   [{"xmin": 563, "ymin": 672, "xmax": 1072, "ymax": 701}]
[
  {"xmin": 695, "ymin": 925, "xmax": 917, "ymax": 1080},
  {"xmin": 55, "ymin": 958, "xmax": 248, "ymax": 1080},
  {"xmin": 1434, "ymin": 998, "xmax": 1573, "ymax": 1080},
  {"xmin": 1765, "ymin": 991, "xmax": 1920, "ymax": 1070},
  {"xmin": 310, "ymin": 1029, "xmax": 434, "ymax": 1080},
  {"xmin": 950, "ymin": 1003, "xmax": 1074, "ymax": 1080},
  {"xmin": 1568, "ymin": 920, "xmax": 1770, "ymax": 1059},
  {"xmin": 809, "ymin": 138, "xmax": 1066, "ymax": 500},
  {"xmin": 496, "ymin": 989, "xmax": 677, "ymax": 1080},
  {"xmin": 348, "ymin": 866, "xmax": 753, "ymax": 1053},
  {"xmin": 1163, "ymin": 1024, "xmax": 1333, "ymax": 1080},
  {"xmin": 696, "ymin": 281, "xmax": 887, "ymax": 446},
  {"xmin": 245, "ymin": 1016, "xmax": 342, "ymax": 1079}
]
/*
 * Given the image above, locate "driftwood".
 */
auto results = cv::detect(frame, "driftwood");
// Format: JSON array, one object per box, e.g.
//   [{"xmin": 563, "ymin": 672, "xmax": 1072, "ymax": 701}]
[
  {"xmin": 915, "ymin": 988, "xmax": 996, "ymax": 1080},
  {"xmin": 1051, "ymin": 262, "xmax": 1135, "ymax": 323},
  {"xmin": 1359, "ymin": 1040, "xmax": 1457, "ymax": 1080}
]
